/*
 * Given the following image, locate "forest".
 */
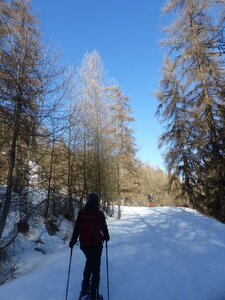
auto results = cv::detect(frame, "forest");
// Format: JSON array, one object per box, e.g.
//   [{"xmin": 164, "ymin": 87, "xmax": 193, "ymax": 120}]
[
  {"xmin": 0, "ymin": 0, "xmax": 224, "ymax": 285},
  {"xmin": 0, "ymin": 0, "xmax": 176, "ymax": 246}
]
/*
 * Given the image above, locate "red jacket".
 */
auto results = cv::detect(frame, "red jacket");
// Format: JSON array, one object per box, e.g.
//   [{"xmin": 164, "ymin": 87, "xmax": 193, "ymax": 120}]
[{"xmin": 71, "ymin": 209, "xmax": 110, "ymax": 246}]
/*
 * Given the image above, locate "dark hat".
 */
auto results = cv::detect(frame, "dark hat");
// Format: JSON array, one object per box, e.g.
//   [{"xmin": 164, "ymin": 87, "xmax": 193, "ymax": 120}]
[
  {"xmin": 88, "ymin": 192, "xmax": 99, "ymax": 202},
  {"xmin": 85, "ymin": 192, "xmax": 99, "ymax": 211}
]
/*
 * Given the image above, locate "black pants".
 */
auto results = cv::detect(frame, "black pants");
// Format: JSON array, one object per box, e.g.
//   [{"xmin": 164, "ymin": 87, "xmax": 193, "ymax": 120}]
[{"xmin": 80, "ymin": 244, "xmax": 103, "ymax": 297}]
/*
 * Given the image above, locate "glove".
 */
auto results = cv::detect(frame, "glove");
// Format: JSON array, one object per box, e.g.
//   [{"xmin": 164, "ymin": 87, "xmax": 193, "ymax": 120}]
[
  {"xmin": 69, "ymin": 240, "xmax": 75, "ymax": 248},
  {"xmin": 105, "ymin": 236, "xmax": 110, "ymax": 242}
]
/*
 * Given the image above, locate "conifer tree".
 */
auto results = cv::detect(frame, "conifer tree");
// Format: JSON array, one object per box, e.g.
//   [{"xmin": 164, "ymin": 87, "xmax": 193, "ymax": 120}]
[
  {"xmin": 0, "ymin": 0, "xmax": 70, "ymax": 239},
  {"xmin": 157, "ymin": 0, "xmax": 225, "ymax": 219},
  {"xmin": 0, "ymin": 0, "xmax": 44, "ymax": 239},
  {"xmin": 109, "ymin": 86, "xmax": 136, "ymax": 217},
  {"xmin": 77, "ymin": 51, "xmax": 111, "ymax": 201}
]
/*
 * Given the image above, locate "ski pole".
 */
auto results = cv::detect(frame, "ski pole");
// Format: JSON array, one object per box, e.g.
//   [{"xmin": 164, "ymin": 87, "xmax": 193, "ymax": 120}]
[
  {"xmin": 106, "ymin": 241, "xmax": 110, "ymax": 300},
  {"xmin": 65, "ymin": 247, "xmax": 73, "ymax": 300}
]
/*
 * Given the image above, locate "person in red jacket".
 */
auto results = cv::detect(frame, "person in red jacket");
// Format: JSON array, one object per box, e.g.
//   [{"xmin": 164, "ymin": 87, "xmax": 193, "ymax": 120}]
[{"xmin": 69, "ymin": 192, "xmax": 110, "ymax": 300}]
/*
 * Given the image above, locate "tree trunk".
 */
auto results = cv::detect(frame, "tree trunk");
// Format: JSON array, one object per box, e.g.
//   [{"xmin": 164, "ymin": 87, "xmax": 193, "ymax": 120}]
[{"xmin": 0, "ymin": 127, "xmax": 18, "ymax": 239}]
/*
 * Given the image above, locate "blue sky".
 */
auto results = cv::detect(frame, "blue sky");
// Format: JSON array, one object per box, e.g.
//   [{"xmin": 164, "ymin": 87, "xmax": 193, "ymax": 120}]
[{"xmin": 31, "ymin": 0, "xmax": 169, "ymax": 170}]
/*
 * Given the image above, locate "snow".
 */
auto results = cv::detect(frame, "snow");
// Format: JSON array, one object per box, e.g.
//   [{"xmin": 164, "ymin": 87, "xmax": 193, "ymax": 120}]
[{"xmin": 1, "ymin": 206, "xmax": 225, "ymax": 300}]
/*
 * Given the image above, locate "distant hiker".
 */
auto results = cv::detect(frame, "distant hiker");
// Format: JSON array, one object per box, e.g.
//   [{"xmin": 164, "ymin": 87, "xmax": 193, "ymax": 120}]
[{"xmin": 69, "ymin": 192, "xmax": 110, "ymax": 300}]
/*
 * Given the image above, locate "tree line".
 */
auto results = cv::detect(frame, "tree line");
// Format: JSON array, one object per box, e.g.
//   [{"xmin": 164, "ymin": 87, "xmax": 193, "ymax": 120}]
[{"xmin": 0, "ymin": 0, "xmax": 175, "ymax": 249}]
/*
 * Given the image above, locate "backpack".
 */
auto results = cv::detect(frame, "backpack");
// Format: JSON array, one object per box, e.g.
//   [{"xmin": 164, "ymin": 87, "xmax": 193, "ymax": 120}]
[{"xmin": 79, "ymin": 210, "xmax": 104, "ymax": 246}]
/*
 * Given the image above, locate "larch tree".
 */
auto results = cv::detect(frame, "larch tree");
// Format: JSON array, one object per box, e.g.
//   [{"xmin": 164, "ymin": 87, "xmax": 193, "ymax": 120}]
[
  {"xmin": 156, "ymin": 57, "xmax": 194, "ymax": 206},
  {"xmin": 0, "ymin": 0, "xmax": 45, "ymax": 239},
  {"xmin": 0, "ymin": 0, "xmax": 71, "ymax": 240},
  {"xmin": 77, "ymin": 51, "xmax": 111, "ymax": 201},
  {"xmin": 157, "ymin": 0, "xmax": 225, "ymax": 219},
  {"xmin": 109, "ymin": 85, "xmax": 137, "ymax": 218}
]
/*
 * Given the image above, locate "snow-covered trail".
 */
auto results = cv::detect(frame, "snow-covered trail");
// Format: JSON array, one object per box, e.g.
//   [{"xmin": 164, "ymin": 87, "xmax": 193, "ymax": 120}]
[
  {"xmin": 109, "ymin": 207, "xmax": 225, "ymax": 300},
  {"xmin": 1, "ymin": 207, "xmax": 225, "ymax": 300}
]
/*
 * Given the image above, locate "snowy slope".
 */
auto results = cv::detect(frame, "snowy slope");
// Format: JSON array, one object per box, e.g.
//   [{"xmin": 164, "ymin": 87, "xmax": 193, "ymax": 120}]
[{"xmin": 1, "ymin": 206, "xmax": 225, "ymax": 300}]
